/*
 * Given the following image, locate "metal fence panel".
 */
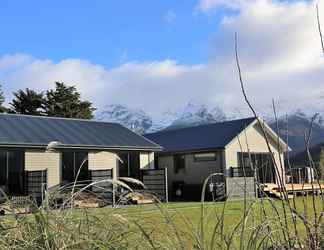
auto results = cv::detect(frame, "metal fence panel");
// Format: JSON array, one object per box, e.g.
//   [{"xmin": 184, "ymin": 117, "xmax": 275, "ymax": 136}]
[
  {"xmin": 141, "ymin": 168, "xmax": 168, "ymax": 202},
  {"xmin": 88, "ymin": 169, "xmax": 113, "ymax": 202},
  {"xmin": 25, "ymin": 170, "xmax": 47, "ymax": 203}
]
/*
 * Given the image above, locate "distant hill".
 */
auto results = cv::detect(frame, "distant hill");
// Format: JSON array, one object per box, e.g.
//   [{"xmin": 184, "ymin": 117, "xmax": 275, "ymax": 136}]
[
  {"xmin": 269, "ymin": 112, "xmax": 324, "ymax": 154},
  {"xmin": 290, "ymin": 142, "xmax": 324, "ymax": 167}
]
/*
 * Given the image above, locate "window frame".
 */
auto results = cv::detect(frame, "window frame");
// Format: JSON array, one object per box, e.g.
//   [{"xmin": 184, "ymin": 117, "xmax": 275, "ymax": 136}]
[
  {"xmin": 62, "ymin": 151, "xmax": 89, "ymax": 183},
  {"xmin": 193, "ymin": 152, "xmax": 217, "ymax": 162}
]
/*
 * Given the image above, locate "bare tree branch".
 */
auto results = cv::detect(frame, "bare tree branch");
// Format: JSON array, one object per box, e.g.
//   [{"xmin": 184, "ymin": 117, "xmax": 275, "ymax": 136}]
[
  {"xmin": 317, "ymin": 4, "xmax": 324, "ymax": 53},
  {"xmin": 235, "ymin": 32, "xmax": 288, "ymax": 200}
]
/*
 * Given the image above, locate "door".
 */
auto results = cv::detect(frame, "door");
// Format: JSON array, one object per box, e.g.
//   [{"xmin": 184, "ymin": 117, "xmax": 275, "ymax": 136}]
[{"xmin": 238, "ymin": 152, "xmax": 275, "ymax": 183}]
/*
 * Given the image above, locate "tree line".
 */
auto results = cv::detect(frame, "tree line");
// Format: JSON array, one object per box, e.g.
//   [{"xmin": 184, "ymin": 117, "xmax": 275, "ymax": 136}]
[{"xmin": 0, "ymin": 82, "xmax": 96, "ymax": 119}]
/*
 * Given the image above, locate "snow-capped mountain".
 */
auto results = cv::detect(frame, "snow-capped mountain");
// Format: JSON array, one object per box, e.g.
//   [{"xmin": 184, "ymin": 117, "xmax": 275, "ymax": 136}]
[
  {"xmin": 269, "ymin": 110, "xmax": 324, "ymax": 153},
  {"xmin": 96, "ymin": 104, "xmax": 153, "ymax": 134},
  {"xmin": 95, "ymin": 101, "xmax": 227, "ymax": 134},
  {"xmin": 166, "ymin": 101, "xmax": 226, "ymax": 130},
  {"xmin": 95, "ymin": 103, "xmax": 324, "ymax": 154},
  {"xmin": 149, "ymin": 110, "xmax": 177, "ymax": 132}
]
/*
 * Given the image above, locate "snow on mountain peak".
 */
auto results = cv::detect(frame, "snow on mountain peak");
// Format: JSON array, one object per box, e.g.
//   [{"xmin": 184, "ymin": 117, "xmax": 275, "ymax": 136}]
[
  {"xmin": 95, "ymin": 101, "xmax": 228, "ymax": 133},
  {"xmin": 95, "ymin": 104, "xmax": 153, "ymax": 134},
  {"xmin": 168, "ymin": 101, "xmax": 226, "ymax": 129}
]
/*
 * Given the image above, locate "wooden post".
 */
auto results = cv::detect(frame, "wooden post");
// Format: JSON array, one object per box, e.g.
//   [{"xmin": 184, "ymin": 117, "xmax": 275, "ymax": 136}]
[
  {"xmin": 112, "ymin": 168, "xmax": 115, "ymax": 208},
  {"xmin": 298, "ymin": 168, "xmax": 301, "ymax": 184}
]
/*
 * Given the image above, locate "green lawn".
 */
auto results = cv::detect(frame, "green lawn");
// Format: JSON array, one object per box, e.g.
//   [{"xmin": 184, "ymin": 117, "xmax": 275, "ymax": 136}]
[
  {"xmin": 0, "ymin": 197, "xmax": 322, "ymax": 249},
  {"xmin": 89, "ymin": 197, "xmax": 323, "ymax": 249}
]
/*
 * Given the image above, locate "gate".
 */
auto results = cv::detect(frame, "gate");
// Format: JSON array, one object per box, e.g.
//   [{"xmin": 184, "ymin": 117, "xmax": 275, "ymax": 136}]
[
  {"xmin": 140, "ymin": 168, "xmax": 168, "ymax": 202},
  {"xmin": 25, "ymin": 170, "xmax": 47, "ymax": 203},
  {"xmin": 88, "ymin": 169, "xmax": 113, "ymax": 203}
]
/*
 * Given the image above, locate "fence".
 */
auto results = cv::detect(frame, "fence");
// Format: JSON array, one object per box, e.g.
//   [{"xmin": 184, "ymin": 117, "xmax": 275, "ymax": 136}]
[
  {"xmin": 226, "ymin": 177, "xmax": 256, "ymax": 200},
  {"xmin": 88, "ymin": 169, "xmax": 113, "ymax": 203},
  {"xmin": 140, "ymin": 168, "xmax": 168, "ymax": 202},
  {"xmin": 25, "ymin": 170, "xmax": 47, "ymax": 203}
]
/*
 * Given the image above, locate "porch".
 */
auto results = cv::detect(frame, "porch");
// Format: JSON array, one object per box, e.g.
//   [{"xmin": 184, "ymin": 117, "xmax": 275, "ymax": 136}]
[{"xmin": 0, "ymin": 149, "xmax": 167, "ymax": 206}]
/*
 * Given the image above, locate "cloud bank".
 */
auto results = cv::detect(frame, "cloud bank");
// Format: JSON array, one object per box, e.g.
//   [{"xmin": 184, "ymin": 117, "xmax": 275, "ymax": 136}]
[{"xmin": 1, "ymin": 0, "xmax": 324, "ymax": 119}]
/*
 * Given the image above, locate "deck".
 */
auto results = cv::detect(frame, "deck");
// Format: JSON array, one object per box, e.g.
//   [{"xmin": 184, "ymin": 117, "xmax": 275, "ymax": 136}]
[{"xmin": 262, "ymin": 183, "xmax": 324, "ymax": 199}]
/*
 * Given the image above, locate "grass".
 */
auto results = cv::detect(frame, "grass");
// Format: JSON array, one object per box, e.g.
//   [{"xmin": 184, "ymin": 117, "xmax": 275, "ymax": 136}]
[
  {"xmin": 91, "ymin": 197, "xmax": 323, "ymax": 249},
  {"xmin": 0, "ymin": 186, "xmax": 323, "ymax": 249}
]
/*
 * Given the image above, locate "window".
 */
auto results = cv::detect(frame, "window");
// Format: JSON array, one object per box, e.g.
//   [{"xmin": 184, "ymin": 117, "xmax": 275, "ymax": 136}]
[
  {"xmin": 193, "ymin": 153, "xmax": 216, "ymax": 162},
  {"xmin": 62, "ymin": 151, "xmax": 88, "ymax": 183},
  {"xmin": 0, "ymin": 151, "xmax": 7, "ymax": 186},
  {"xmin": 174, "ymin": 155, "xmax": 185, "ymax": 174},
  {"xmin": 0, "ymin": 150, "xmax": 25, "ymax": 195},
  {"xmin": 237, "ymin": 152, "xmax": 275, "ymax": 182}
]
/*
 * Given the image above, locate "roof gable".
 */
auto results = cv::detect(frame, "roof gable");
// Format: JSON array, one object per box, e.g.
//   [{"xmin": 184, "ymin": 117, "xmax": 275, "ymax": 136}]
[
  {"xmin": 145, "ymin": 117, "xmax": 256, "ymax": 153},
  {"xmin": 0, "ymin": 114, "xmax": 161, "ymax": 150},
  {"xmin": 224, "ymin": 118, "xmax": 289, "ymax": 151}
]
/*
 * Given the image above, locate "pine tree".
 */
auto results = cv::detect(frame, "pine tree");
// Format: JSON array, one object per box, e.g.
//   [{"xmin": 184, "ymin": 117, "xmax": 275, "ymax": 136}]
[
  {"xmin": 0, "ymin": 85, "xmax": 6, "ymax": 113},
  {"xmin": 44, "ymin": 82, "xmax": 96, "ymax": 119},
  {"xmin": 9, "ymin": 88, "xmax": 45, "ymax": 115}
]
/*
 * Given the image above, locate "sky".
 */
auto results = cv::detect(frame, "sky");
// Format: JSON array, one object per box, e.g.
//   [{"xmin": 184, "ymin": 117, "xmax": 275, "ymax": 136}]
[{"xmin": 0, "ymin": 0, "xmax": 323, "ymax": 119}]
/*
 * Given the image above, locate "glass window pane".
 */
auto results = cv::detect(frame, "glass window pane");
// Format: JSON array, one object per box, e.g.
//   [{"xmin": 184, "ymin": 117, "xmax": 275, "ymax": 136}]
[
  {"xmin": 62, "ymin": 152, "xmax": 88, "ymax": 184},
  {"xmin": 8, "ymin": 151, "xmax": 24, "ymax": 195},
  {"xmin": 62, "ymin": 152, "xmax": 74, "ymax": 183},
  {"xmin": 174, "ymin": 155, "xmax": 185, "ymax": 173},
  {"xmin": 75, "ymin": 152, "xmax": 88, "ymax": 181},
  {"xmin": 194, "ymin": 153, "xmax": 216, "ymax": 162},
  {"xmin": 0, "ymin": 151, "xmax": 7, "ymax": 186}
]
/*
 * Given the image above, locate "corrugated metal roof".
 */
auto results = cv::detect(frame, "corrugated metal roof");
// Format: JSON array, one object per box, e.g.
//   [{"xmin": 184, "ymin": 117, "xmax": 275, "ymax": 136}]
[
  {"xmin": 0, "ymin": 114, "xmax": 162, "ymax": 151},
  {"xmin": 144, "ymin": 117, "xmax": 256, "ymax": 153}
]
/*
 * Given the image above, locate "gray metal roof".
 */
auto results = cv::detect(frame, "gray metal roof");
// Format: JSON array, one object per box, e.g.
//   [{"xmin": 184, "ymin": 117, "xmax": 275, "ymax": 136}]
[
  {"xmin": 0, "ymin": 114, "xmax": 162, "ymax": 151},
  {"xmin": 144, "ymin": 117, "xmax": 256, "ymax": 153}
]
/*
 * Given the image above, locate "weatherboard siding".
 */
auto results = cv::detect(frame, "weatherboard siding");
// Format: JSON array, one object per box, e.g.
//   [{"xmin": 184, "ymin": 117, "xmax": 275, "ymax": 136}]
[
  {"xmin": 88, "ymin": 151, "xmax": 118, "ymax": 179},
  {"xmin": 225, "ymin": 123, "xmax": 285, "ymax": 185},
  {"xmin": 25, "ymin": 150, "xmax": 61, "ymax": 189}
]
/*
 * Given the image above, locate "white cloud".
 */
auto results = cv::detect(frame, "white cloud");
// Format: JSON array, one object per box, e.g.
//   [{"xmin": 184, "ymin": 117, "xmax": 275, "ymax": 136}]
[
  {"xmin": 163, "ymin": 10, "xmax": 176, "ymax": 23},
  {"xmin": 1, "ymin": 0, "xmax": 324, "ymax": 120},
  {"xmin": 195, "ymin": 0, "xmax": 250, "ymax": 13}
]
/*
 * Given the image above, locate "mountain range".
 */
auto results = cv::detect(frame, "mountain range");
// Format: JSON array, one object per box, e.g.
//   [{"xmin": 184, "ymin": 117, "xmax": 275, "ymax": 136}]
[{"xmin": 96, "ymin": 102, "xmax": 324, "ymax": 154}]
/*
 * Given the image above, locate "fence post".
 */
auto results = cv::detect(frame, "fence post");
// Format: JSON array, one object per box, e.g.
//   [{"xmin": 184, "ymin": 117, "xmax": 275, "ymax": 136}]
[
  {"xmin": 112, "ymin": 168, "xmax": 115, "ymax": 208},
  {"xmin": 165, "ymin": 167, "xmax": 168, "ymax": 203}
]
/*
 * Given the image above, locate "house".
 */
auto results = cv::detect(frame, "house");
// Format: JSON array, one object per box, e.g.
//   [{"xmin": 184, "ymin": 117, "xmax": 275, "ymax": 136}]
[
  {"xmin": 0, "ymin": 114, "xmax": 162, "ymax": 200},
  {"xmin": 144, "ymin": 117, "xmax": 289, "ymax": 200}
]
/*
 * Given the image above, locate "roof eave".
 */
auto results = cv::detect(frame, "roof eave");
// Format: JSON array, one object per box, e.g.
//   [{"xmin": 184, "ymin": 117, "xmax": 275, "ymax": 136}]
[
  {"xmin": 0, "ymin": 143, "xmax": 163, "ymax": 152},
  {"xmin": 156, "ymin": 147, "xmax": 225, "ymax": 155}
]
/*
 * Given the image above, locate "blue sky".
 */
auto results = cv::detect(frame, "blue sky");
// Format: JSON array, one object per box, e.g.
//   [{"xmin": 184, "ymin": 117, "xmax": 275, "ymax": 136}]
[
  {"xmin": 0, "ymin": 0, "xmax": 323, "ymax": 119},
  {"xmin": 0, "ymin": 0, "xmax": 224, "ymax": 67}
]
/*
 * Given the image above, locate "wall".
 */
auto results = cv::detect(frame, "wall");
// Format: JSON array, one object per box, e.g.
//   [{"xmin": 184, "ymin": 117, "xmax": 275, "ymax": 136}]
[
  {"xmin": 25, "ymin": 150, "xmax": 61, "ymax": 189},
  {"xmin": 158, "ymin": 151, "xmax": 224, "ymax": 189},
  {"xmin": 225, "ymin": 123, "xmax": 286, "ymax": 186},
  {"xmin": 140, "ymin": 152, "xmax": 155, "ymax": 169},
  {"xmin": 88, "ymin": 151, "xmax": 118, "ymax": 179}
]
